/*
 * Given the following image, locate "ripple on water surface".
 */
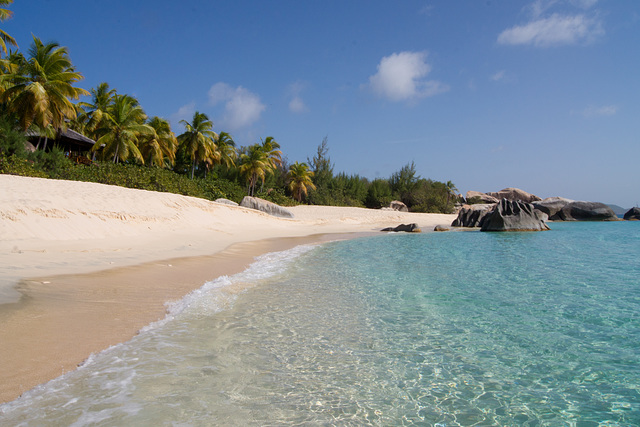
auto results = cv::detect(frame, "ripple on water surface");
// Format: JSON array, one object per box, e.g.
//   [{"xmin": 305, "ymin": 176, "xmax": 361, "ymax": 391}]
[{"xmin": 1, "ymin": 222, "xmax": 639, "ymax": 426}]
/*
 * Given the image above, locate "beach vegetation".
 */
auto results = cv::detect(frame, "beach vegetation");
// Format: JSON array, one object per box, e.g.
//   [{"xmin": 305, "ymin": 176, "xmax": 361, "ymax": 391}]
[
  {"xmin": 0, "ymin": 0, "xmax": 17, "ymax": 56},
  {"xmin": 287, "ymin": 161, "xmax": 315, "ymax": 202},
  {"xmin": 140, "ymin": 116, "xmax": 177, "ymax": 168},
  {"xmin": 239, "ymin": 143, "xmax": 270, "ymax": 196},
  {"xmin": 0, "ymin": 112, "xmax": 26, "ymax": 156},
  {"xmin": 0, "ymin": 8, "xmax": 458, "ymax": 213},
  {"xmin": 91, "ymin": 94, "xmax": 152, "ymax": 164},
  {"xmin": 1, "ymin": 36, "xmax": 88, "ymax": 132},
  {"xmin": 177, "ymin": 111, "xmax": 218, "ymax": 179}
]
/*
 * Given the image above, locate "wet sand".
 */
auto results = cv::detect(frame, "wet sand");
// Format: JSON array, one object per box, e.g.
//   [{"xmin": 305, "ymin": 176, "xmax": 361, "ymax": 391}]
[{"xmin": 0, "ymin": 233, "xmax": 370, "ymax": 404}]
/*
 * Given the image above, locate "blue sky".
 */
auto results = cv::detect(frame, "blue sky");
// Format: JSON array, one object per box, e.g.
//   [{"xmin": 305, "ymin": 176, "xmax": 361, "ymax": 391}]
[{"xmin": 5, "ymin": 1, "xmax": 640, "ymax": 207}]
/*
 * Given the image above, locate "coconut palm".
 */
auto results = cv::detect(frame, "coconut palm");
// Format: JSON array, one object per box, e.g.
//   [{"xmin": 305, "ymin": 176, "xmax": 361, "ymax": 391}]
[
  {"xmin": 215, "ymin": 131, "xmax": 236, "ymax": 169},
  {"xmin": 91, "ymin": 94, "xmax": 152, "ymax": 163},
  {"xmin": 287, "ymin": 161, "xmax": 316, "ymax": 202},
  {"xmin": 76, "ymin": 82, "xmax": 116, "ymax": 139},
  {"xmin": 139, "ymin": 116, "xmax": 177, "ymax": 167},
  {"xmin": 0, "ymin": 0, "xmax": 17, "ymax": 56},
  {"xmin": 177, "ymin": 111, "xmax": 218, "ymax": 179},
  {"xmin": 258, "ymin": 136, "xmax": 282, "ymax": 191},
  {"xmin": 239, "ymin": 144, "xmax": 270, "ymax": 196},
  {"xmin": 0, "ymin": 49, "xmax": 21, "ymax": 95},
  {"xmin": 1, "ymin": 36, "xmax": 88, "ymax": 131}
]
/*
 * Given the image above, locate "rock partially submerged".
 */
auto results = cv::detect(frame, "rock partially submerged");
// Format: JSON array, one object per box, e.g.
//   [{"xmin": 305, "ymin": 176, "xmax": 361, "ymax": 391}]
[
  {"xmin": 240, "ymin": 196, "xmax": 294, "ymax": 218},
  {"xmin": 623, "ymin": 207, "xmax": 640, "ymax": 221},
  {"xmin": 381, "ymin": 223, "xmax": 421, "ymax": 233},
  {"xmin": 554, "ymin": 201, "xmax": 618, "ymax": 221},
  {"xmin": 532, "ymin": 197, "xmax": 574, "ymax": 219},
  {"xmin": 434, "ymin": 224, "xmax": 450, "ymax": 232},
  {"xmin": 481, "ymin": 199, "xmax": 550, "ymax": 232},
  {"xmin": 451, "ymin": 204, "xmax": 495, "ymax": 227}
]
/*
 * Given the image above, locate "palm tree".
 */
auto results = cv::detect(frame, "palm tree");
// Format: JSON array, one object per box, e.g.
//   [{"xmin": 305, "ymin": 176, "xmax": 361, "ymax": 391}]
[
  {"xmin": 139, "ymin": 116, "xmax": 177, "ymax": 167},
  {"xmin": 287, "ymin": 161, "xmax": 316, "ymax": 202},
  {"xmin": 91, "ymin": 94, "xmax": 152, "ymax": 163},
  {"xmin": 258, "ymin": 136, "xmax": 282, "ymax": 191},
  {"xmin": 1, "ymin": 36, "xmax": 88, "ymax": 131},
  {"xmin": 77, "ymin": 82, "xmax": 116, "ymax": 139},
  {"xmin": 0, "ymin": 49, "xmax": 21, "ymax": 95},
  {"xmin": 177, "ymin": 111, "xmax": 218, "ymax": 179},
  {"xmin": 239, "ymin": 144, "xmax": 269, "ymax": 196},
  {"xmin": 0, "ymin": 0, "xmax": 17, "ymax": 56},
  {"xmin": 215, "ymin": 131, "xmax": 236, "ymax": 169}
]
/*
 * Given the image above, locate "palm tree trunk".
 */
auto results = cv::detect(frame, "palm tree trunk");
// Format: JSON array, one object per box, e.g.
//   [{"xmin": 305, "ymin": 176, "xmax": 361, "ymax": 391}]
[
  {"xmin": 191, "ymin": 159, "xmax": 196, "ymax": 179},
  {"xmin": 42, "ymin": 137, "xmax": 49, "ymax": 152},
  {"xmin": 112, "ymin": 146, "xmax": 119, "ymax": 163},
  {"xmin": 35, "ymin": 136, "xmax": 42, "ymax": 150}
]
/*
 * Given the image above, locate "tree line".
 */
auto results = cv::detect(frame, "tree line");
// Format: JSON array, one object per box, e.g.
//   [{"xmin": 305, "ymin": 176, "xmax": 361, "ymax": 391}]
[{"xmin": 0, "ymin": 1, "xmax": 457, "ymax": 212}]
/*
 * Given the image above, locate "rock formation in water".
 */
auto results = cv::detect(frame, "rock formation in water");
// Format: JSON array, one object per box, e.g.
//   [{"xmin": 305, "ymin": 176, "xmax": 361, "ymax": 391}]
[
  {"xmin": 480, "ymin": 199, "xmax": 550, "ymax": 232},
  {"xmin": 623, "ymin": 207, "xmax": 640, "ymax": 221},
  {"xmin": 240, "ymin": 196, "xmax": 294, "ymax": 218},
  {"xmin": 381, "ymin": 223, "xmax": 421, "ymax": 232},
  {"xmin": 451, "ymin": 204, "xmax": 495, "ymax": 227},
  {"xmin": 532, "ymin": 197, "xmax": 574, "ymax": 219},
  {"xmin": 553, "ymin": 201, "xmax": 618, "ymax": 221}
]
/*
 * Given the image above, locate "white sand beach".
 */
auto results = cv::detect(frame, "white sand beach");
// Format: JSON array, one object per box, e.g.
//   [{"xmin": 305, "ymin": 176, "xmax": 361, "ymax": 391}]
[{"xmin": 0, "ymin": 174, "xmax": 454, "ymax": 403}]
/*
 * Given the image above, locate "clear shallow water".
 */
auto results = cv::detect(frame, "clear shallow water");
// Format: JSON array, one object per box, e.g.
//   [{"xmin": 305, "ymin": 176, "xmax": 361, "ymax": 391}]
[{"xmin": 2, "ymin": 222, "xmax": 639, "ymax": 426}]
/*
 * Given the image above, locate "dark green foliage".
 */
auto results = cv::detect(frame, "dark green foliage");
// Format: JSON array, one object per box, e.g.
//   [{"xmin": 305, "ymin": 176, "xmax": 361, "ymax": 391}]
[
  {"xmin": 28, "ymin": 145, "xmax": 72, "ymax": 178},
  {"xmin": 365, "ymin": 179, "xmax": 393, "ymax": 208},
  {"xmin": 389, "ymin": 161, "xmax": 419, "ymax": 203},
  {"xmin": 0, "ymin": 114, "xmax": 28, "ymax": 157},
  {"xmin": 0, "ymin": 153, "xmax": 48, "ymax": 177}
]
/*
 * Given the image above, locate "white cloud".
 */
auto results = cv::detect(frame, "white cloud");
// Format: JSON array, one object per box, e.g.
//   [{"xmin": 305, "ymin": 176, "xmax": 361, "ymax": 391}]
[
  {"xmin": 581, "ymin": 104, "xmax": 617, "ymax": 117},
  {"xmin": 289, "ymin": 97, "xmax": 307, "ymax": 113},
  {"xmin": 208, "ymin": 82, "xmax": 265, "ymax": 129},
  {"xmin": 170, "ymin": 102, "xmax": 196, "ymax": 128},
  {"xmin": 491, "ymin": 70, "xmax": 507, "ymax": 81},
  {"xmin": 498, "ymin": 13, "xmax": 603, "ymax": 47},
  {"xmin": 367, "ymin": 51, "xmax": 449, "ymax": 102},
  {"xmin": 287, "ymin": 81, "xmax": 308, "ymax": 113},
  {"xmin": 570, "ymin": 0, "xmax": 598, "ymax": 9}
]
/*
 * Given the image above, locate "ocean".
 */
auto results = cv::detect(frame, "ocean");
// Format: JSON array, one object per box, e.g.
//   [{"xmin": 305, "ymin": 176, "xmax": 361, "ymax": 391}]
[{"xmin": 1, "ymin": 222, "xmax": 639, "ymax": 426}]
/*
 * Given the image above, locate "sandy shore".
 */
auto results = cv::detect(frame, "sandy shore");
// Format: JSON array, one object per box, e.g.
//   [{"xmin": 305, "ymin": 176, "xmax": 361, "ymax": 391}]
[{"xmin": 0, "ymin": 175, "xmax": 454, "ymax": 404}]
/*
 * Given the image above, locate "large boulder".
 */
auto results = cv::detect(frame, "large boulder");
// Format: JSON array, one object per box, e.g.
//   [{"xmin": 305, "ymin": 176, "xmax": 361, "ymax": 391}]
[
  {"xmin": 451, "ymin": 204, "xmax": 495, "ymax": 227},
  {"xmin": 623, "ymin": 207, "xmax": 640, "ymax": 221},
  {"xmin": 487, "ymin": 188, "xmax": 542, "ymax": 203},
  {"xmin": 381, "ymin": 223, "xmax": 421, "ymax": 233},
  {"xmin": 389, "ymin": 200, "xmax": 408, "ymax": 212},
  {"xmin": 240, "ymin": 196, "xmax": 294, "ymax": 218},
  {"xmin": 554, "ymin": 201, "xmax": 618, "ymax": 221},
  {"xmin": 532, "ymin": 197, "xmax": 574, "ymax": 219},
  {"xmin": 465, "ymin": 191, "xmax": 499, "ymax": 204},
  {"xmin": 215, "ymin": 198, "xmax": 239, "ymax": 207},
  {"xmin": 481, "ymin": 199, "xmax": 550, "ymax": 232}
]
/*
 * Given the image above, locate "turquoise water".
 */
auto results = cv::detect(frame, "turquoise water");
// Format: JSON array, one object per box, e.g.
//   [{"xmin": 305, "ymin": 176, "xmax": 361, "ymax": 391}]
[{"xmin": 1, "ymin": 222, "xmax": 639, "ymax": 426}]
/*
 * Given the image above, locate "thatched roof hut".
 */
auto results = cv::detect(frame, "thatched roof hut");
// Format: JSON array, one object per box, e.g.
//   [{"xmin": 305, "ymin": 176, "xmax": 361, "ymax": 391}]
[{"xmin": 26, "ymin": 128, "xmax": 96, "ymax": 155}]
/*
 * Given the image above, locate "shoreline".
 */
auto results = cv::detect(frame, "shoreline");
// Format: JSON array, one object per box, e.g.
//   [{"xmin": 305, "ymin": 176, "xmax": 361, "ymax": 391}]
[
  {"xmin": 0, "ymin": 232, "xmax": 373, "ymax": 404},
  {"xmin": 0, "ymin": 175, "xmax": 455, "ymax": 404}
]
